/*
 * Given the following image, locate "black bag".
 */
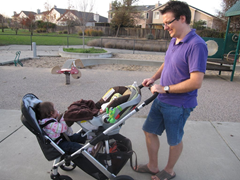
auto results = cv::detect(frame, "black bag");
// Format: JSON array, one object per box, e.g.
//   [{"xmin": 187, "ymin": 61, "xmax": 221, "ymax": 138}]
[{"xmin": 96, "ymin": 134, "xmax": 133, "ymax": 175}]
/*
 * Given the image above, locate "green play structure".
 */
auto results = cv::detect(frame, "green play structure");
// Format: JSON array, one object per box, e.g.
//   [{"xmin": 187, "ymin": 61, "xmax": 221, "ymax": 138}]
[{"xmin": 204, "ymin": 1, "xmax": 240, "ymax": 81}]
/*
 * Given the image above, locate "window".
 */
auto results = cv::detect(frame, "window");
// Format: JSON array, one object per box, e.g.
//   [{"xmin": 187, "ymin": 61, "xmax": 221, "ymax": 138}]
[
  {"xmin": 146, "ymin": 13, "xmax": 149, "ymax": 19},
  {"xmin": 154, "ymin": 11, "xmax": 159, "ymax": 19}
]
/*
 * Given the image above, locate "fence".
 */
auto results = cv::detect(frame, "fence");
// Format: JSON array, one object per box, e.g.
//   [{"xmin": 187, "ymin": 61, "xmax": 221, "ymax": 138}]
[
  {"xmin": 72, "ymin": 26, "xmax": 171, "ymax": 39},
  {"xmin": 88, "ymin": 37, "xmax": 170, "ymax": 54}
]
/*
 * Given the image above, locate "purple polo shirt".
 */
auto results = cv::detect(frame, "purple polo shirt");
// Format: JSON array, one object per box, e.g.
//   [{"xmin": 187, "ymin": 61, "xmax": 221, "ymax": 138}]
[{"xmin": 158, "ymin": 29, "xmax": 208, "ymax": 108}]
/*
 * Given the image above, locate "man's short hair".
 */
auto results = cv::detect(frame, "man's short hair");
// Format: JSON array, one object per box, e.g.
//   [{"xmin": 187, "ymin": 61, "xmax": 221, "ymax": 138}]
[{"xmin": 160, "ymin": 1, "xmax": 191, "ymax": 24}]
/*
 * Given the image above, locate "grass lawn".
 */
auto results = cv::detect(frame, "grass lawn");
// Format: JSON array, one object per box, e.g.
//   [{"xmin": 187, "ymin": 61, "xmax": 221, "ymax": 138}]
[
  {"xmin": 0, "ymin": 28, "xmax": 100, "ymax": 45},
  {"xmin": 63, "ymin": 47, "xmax": 107, "ymax": 53}
]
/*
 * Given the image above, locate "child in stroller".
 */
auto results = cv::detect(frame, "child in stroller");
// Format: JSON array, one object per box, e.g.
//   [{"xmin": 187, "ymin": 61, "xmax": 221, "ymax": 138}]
[
  {"xmin": 21, "ymin": 82, "xmax": 158, "ymax": 180},
  {"xmin": 36, "ymin": 101, "xmax": 87, "ymax": 155}
]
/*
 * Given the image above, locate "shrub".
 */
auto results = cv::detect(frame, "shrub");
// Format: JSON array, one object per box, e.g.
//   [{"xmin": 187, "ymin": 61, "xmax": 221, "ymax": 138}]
[
  {"xmin": 146, "ymin": 33, "xmax": 154, "ymax": 40},
  {"xmin": 58, "ymin": 31, "xmax": 63, "ymax": 34},
  {"xmin": 97, "ymin": 30, "xmax": 104, "ymax": 36},
  {"xmin": 63, "ymin": 30, "xmax": 68, "ymax": 34},
  {"xmin": 78, "ymin": 31, "xmax": 83, "ymax": 36},
  {"xmin": 87, "ymin": 39, "xmax": 101, "ymax": 46},
  {"xmin": 91, "ymin": 30, "xmax": 98, "ymax": 36},
  {"xmin": 85, "ymin": 29, "xmax": 91, "ymax": 36},
  {"xmin": 105, "ymin": 42, "xmax": 114, "ymax": 48},
  {"xmin": 196, "ymin": 29, "xmax": 225, "ymax": 38}
]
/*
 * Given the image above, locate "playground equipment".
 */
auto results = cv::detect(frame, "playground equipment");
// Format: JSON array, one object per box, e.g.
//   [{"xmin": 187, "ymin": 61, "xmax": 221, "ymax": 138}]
[
  {"xmin": 14, "ymin": 51, "xmax": 23, "ymax": 67},
  {"xmin": 204, "ymin": 1, "xmax": 240, "ymax": 81},
  {"xmin": 51, "ymin": 59, "xmax": 84, "ymax": 85}
]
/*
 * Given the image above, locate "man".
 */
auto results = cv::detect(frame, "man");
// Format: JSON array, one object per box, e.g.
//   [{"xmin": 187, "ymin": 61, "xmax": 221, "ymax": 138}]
[{"xmin": 134, "ymin": 1, "xmax": 208, "ymax": 180}]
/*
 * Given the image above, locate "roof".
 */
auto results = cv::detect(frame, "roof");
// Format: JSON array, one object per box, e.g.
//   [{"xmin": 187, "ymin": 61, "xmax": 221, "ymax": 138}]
[
  {"xmin": 109, "ymin": 5, "xmax": 155, "ymax": 12},
  {"xmin": 134, "ymin": 5, "xmax": 155, "ymax": 11},
  {"xmin": 99, "ymin": 16, "xmax": 108, "ymax": 23},
  {"xmin": 53, "ymin": 8, "xmax": 68, "ymax": 14},
  {"xmin": 225, "ymin": 0, "xmax": 240, "ymax": 17},
  {"xmin": 21, "ymin": 11, "xmax": 37, "ymax": 16},
  {"xmin": 152, "ymin": 2, "xmax": 216, "ymax": 18},
  {"xmin": 58, "ymin": 10, "xmax": 108, "ymax": 23}
]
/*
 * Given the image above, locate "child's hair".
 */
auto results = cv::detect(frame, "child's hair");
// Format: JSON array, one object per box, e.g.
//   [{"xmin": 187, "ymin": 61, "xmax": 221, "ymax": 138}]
[{"xmin": 36, "ymin": 102, "xmax": 55, "ymax": 120}]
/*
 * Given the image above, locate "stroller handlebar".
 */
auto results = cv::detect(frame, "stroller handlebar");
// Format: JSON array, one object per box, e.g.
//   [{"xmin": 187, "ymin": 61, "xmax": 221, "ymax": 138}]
[
  {"xmin": 138, "ymin": 84, "xmax": 159, "ymax": 105},
  {"xmin": 144, "ymin": 92, "xmax": 158, "ymax": 105}
]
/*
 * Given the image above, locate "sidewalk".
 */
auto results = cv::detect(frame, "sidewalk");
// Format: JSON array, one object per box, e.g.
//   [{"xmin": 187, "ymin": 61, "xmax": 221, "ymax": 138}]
[
  {"xmin": 0, "ymin": 45, "xmax": 240, "ymax": 180},
  {"xmin": 0, "ymin": 109, "xmax": 240, "ymax": 180}
]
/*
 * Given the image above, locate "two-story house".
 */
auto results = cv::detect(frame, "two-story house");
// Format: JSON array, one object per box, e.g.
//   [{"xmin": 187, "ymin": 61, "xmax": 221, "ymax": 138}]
[
  {"xmin": 108, "ymin": 3, "xmax": 156, "ymax": 28},
  {"xmin": 151, "ymin": 3, "xmax": 219, "ymax": 29},
  {"xmin": 12, "ymin": 11, "xmax": 36, "ymax": 22},
  {"xmin": 57, "ymin": 10, "xmax": 108, "ymax": 26}
]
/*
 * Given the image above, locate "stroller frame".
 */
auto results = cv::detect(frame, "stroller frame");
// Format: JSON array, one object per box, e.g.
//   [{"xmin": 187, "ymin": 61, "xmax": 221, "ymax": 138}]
[{"xmin": 21, "ymin": 84, "xmax": 158, "ymax": 180}]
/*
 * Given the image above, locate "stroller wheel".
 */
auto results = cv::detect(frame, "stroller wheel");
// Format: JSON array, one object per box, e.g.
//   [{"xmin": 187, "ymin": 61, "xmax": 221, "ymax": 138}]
[
  {"xmin": 113, "ymin": 175, "xmax": 134, "ymax": 180},
  {"xmin": 60, "ymin": 161, "xmax": 77, "ymax": 171},
  {"xmin": 51, "ymin": 173, "xmax": 72, "ymax": 180},
  {"xmin": 58, "ymin": 175, "xmax": 72, "ymax": 180}
]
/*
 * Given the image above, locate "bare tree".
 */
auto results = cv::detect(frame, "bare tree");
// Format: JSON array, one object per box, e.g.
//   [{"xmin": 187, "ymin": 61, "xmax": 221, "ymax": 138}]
[
  {"xmin": 110, "ymin": 0, "xmax": 139, "ymax": 37},
  {"xmin": 77, "ymin": 0, "xmax": 95, "ymax": 49},
  {"xmin": 0, "ymin": 14, "xmax": 5, "ymax": 32},
  {"xmin": 43, "ymin": 1, "xmax": 52, "ymax": 33},
  {"xmin": 65, "ymin": 0, "xmax": 76, "ymax": 34},
  {"xmin": 11, "ymin": 15, "xmax": 20, "ymax": 35},
  {"xmin": 215, "ymin": 0, "xmax": 239, "ymax": 31},
  {"xmin": 25, "ymin": 13, "xmax": 36, "ymax": 35}
]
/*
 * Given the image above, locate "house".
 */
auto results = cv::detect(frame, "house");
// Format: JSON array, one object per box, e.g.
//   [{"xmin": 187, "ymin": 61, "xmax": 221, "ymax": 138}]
[
  {"xmin": 108, "ymin": 3, "xmax": 156, "ymax": 28},
  {"xmin": 151, "ymin": 3, "xmax": 219, "ymax": 29},
  {"xmin": 47, "ymin": 7, "xmax": 68, "ymax": 24},
  {"xmin": 57, "ymin": 10, "xmax": 108, "ymax": 26},
  {"xmin": 134, "ymin": 5, "xmax": 155, "ymax": 28},
  {"xmin": 34, "ymin": 7, "xmax": 68, "ymax": 24},
  {"xmin": 12, "ymin": 11, "xmax": 36, "ymax": 22}
]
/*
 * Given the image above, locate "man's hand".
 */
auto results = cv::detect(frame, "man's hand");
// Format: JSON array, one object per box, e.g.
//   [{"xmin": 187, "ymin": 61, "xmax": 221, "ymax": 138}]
[
  {"xmin": 150, "ymin": 84, "xmax": 165, "ymax": 94},
  {"xmin": 142, "ymin": 78, "xmax": 155, "ymax": 87}
]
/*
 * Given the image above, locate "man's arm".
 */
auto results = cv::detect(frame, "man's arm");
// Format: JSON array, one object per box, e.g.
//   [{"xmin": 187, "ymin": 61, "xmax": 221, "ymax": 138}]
[{"xmin": 151, "ymin": 71, "xmax": 204, "ymax": 94}]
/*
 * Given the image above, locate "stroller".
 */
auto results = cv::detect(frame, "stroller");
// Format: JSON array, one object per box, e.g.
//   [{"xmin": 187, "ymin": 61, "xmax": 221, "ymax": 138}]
[{"xmin": 20, "ymin": 82, "xmax": 158, "ymax": 180}]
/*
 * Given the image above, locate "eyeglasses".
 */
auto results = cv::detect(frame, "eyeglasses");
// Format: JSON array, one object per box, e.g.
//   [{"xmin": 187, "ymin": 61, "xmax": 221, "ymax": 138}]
[{"xmin": 162, "ymin": 18, "xmax": 178, "ymax": 28}]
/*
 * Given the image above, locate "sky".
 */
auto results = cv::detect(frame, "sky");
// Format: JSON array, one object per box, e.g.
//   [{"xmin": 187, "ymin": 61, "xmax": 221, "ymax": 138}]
[{"xmin": 0, "ymin": 0, "xmax": 223, "ymax": 18}]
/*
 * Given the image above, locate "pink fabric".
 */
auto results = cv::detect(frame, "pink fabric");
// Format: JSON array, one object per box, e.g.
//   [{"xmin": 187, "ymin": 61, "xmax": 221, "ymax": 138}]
[{"xmin": 38, "ymin": 117, "xmax": 67, "ymax": 141}]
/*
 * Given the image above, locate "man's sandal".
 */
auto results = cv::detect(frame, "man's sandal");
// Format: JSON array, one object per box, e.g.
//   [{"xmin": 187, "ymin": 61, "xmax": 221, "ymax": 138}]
[
  {"xmin": 152, "ymin": 170, "xmax": 176, "ymax": 180},
  {"xmin": 134, "ymin": 164, "xmax": 159, "ymax": 175}
]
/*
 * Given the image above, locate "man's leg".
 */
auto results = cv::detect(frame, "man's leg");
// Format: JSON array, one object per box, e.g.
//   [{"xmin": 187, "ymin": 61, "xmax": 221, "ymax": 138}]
[
  {"xmin": 144, "ymin": 131, "xmax": 160, "ymax": 173},
  {"xmin": 151, "ymin": 141, "xmax": 182, "ymax": 180},
  {"xmin": 165, "ymin": 141, "xmax": 183, "ymax": 174}
]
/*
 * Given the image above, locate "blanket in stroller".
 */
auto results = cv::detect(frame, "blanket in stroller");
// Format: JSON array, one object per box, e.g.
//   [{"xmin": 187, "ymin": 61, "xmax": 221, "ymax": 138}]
[{"xmin": 64, "ymin": 99, "xmax": 99, "ymax": 126}]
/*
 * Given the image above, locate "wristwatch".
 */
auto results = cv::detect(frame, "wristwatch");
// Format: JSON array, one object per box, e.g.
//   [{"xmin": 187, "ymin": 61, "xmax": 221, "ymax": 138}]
[{"xmin": 164, "ymin": 86, "xmax": 170, "ymax": 94}]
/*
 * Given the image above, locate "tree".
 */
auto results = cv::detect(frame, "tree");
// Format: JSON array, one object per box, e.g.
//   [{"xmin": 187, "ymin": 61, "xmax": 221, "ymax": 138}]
[
  {"xmin": 21, "ymin": 13, "xmax": 36, "ymax": 35},
  {"xmin": 77, "ymin": 0, "xmax": 95, "ymax": 49},
  {"xmin": 11, "ymin": 16, "xmax": 20, "ymax": 35},
  {"xmin": 215, "ymin": 0, "xmax": 240, "ymax": 32},
  {"xmin": 110, "ymin": 0, "xmax": 139, "ymax": 37},
  {"xmin": 193, "ymin": 20, "xmax": 207, "ymax": 30},
  {"xmin": 43, "ymin": 1, "xmax": 52, "ymax": 33},
  {"xmin": 65, "ymin": 0, "xmax": 76, "ymax": 34},
  {"xmin": 0, "ymin": 14, "xmax": 5, "ymax": 32}
]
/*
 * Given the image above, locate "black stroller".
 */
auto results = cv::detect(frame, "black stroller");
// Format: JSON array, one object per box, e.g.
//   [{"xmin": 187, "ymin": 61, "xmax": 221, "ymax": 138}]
[{"xmin": 20, "ymin": 83, "xmax": 158, "ymax": 180}]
